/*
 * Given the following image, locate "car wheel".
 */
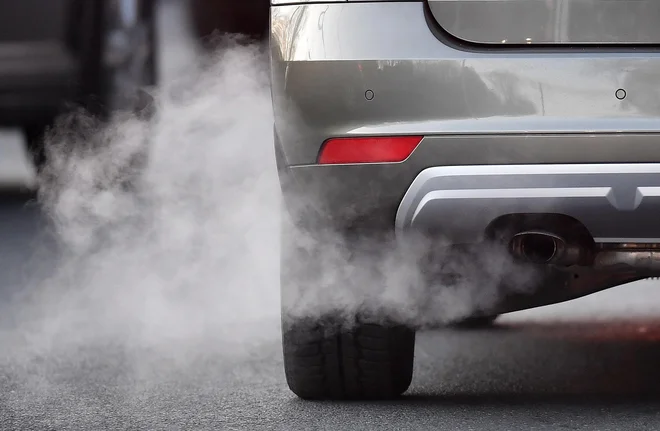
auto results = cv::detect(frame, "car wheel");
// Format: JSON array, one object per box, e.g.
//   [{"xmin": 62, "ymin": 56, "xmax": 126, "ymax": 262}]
[
  {"xmin": 25, "ymin": 0, "xmax": 158, "ymax": 172},
  {"xmin": 282, "ymin": 316, "xmax": 416, "ymax": 400},
  {"xmin": 279, "ymin": 213, "xmax": 416, "ymax": 400}
]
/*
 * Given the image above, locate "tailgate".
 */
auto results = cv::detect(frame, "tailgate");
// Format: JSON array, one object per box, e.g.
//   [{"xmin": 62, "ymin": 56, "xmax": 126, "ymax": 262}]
[{"xmin": 427, "ymin": 0, "xmax": 660, "ymax": 45}]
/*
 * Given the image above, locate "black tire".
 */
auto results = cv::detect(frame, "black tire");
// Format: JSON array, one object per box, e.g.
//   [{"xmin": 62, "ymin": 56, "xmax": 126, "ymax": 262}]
[
  {"xmin": 280, "ymin": 212, "xmax": 416, "ymax": 400},
  {"xmin": 282, "ymin": 317, "xmax": 416, "ymax": 400},
  {"xmin": 449, "ymin": 314, "xmax": 499, "ymax": 329},
  {"xmin": 25, "ymin": 0, "xmax": 158, "ymax": 171}
]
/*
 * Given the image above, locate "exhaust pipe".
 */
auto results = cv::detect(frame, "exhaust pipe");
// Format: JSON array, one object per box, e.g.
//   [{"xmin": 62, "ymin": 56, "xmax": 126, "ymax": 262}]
[
  {"xmin": 594, "ymin": 248, "xmax": 660, "ymax": 271},
  {"xmin": 511, "ymin": 231, "xmax": 660, "ymax": 272},
  {"xmin": 509, "ymin": 231, "xmax": 589, "ymax": 266},
  {"xmin": 510, "ymin": 231, "xmax": 560, "ymax": 264}
]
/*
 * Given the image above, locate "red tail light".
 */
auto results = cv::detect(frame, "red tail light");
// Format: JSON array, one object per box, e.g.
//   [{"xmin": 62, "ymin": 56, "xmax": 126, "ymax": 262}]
[{"xmin": 317, "ymin": 136, "xmax": 423, "ymax": 165}]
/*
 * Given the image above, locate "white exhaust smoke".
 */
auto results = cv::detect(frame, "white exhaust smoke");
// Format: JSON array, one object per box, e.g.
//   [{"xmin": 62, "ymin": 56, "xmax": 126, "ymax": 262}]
[
  {"xmin": 6, "ymin": 39, "xmax": 280, "ymax": 364},
  {"xmin": 0, "ymin": 36, "xmax": 539, "ymax": 416}
]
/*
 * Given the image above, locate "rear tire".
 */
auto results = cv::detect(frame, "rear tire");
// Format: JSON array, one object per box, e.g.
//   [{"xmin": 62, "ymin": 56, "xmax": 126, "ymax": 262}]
[
  {"xmin": 282, "ymin": 316, "xmax": 416, "ymax": 400},
  {"xmin": 279, "ymin": 210, "xmax": 416, "ymax": 400}
]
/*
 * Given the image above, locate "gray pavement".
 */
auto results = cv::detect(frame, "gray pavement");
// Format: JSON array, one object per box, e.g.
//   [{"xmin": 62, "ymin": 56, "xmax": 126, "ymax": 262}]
[
  {"xmin": 2, "ymin": 1, "xmax": 660, "ymax": 430},
  {"xmin": 1, "ymin": 194, "xmax": 660, "ymax": 430}
]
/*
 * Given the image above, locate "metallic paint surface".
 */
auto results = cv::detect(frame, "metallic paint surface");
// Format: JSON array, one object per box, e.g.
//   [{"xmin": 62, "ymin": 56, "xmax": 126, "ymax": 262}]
[
  {"xmin": 271, "ymin": 2, "xmax": 660, "ymax": 167},
  {"xmin": 396, "ymin": 163, "xmax": 660, "ymax": 244}
]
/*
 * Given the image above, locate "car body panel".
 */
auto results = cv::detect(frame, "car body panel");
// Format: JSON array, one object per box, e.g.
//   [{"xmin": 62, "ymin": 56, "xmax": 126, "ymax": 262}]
[
  {"xmin": 396, "ymin": 163, "xmax": 660, "ymax": 244},
  {"xmin": 427, "ymin": 0, "xmax": 660, "ymax": 45},
  {"xmin": 278, "ymin": 133, "xmax": 660, "ymax": 234},
  {"xmin": 272, "ymin": 2, "xmax": 660, "ymax": 239},
  {"xmin": 271, "ymin": 1, "xmax": 660, "ymax": 339},
  {"xmin": 271, "ymin": 2, "xmax": 660, "ymax": 168}
]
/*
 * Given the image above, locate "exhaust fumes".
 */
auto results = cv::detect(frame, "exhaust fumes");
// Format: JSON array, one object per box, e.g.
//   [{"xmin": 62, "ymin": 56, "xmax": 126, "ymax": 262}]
[
  {"xmin": 0, "ymin": 36, "xmax": 541, "ymax": 415},
  {"xmin": 4, "ymin": 38, "xmax": 281, "ymax": 367},
  {"xmin": 279, "ymin": 223, "xmax": 537, "ymax": 329}
]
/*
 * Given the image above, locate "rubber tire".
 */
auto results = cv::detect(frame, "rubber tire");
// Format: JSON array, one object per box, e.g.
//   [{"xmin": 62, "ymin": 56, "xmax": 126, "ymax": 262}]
[
  {"xmin": 280, "ymin": 209, "xmax": 416, "ymax": 400},
  {"xmin": 282, "ymin": 317, "xmax": 416, "ymax": 400}
]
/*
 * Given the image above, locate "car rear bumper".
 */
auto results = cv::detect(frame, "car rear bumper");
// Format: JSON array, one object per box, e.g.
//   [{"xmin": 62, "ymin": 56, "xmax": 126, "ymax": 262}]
[
  {"xmin": 279, "ymin": 133, "xmax": 660, "ymax": 240},
  {"xmin": 397, "ymin": 162, "xmax": 660, "ymax": 244},
  {"xmin": 271, "ymin": 2, "xmax": 660, "ymax": 242}
]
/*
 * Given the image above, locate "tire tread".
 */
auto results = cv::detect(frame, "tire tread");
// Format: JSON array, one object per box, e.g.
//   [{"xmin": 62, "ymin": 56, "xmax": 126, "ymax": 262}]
[{"xmin": 283, "ymin": 318, "xmax": 415, "ymax": 400}]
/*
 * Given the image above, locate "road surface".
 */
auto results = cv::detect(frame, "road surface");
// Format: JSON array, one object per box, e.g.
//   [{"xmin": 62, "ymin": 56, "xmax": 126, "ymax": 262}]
[{"xmin": 1, "ymin": 192, "xmax": 660, "ymax": 430}]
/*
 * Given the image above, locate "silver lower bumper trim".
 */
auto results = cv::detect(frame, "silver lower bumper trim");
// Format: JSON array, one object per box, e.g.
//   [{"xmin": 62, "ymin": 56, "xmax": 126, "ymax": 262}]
[{"xmin": 395, "ymin": 163, "xmax": 660, "ymax": 244}]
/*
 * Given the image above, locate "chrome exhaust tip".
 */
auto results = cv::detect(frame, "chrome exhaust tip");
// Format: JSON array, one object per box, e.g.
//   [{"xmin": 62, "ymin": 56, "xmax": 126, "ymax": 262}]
[{"xmin": 509, "ymin": 231, "xmax": 565, "ymax": 264}]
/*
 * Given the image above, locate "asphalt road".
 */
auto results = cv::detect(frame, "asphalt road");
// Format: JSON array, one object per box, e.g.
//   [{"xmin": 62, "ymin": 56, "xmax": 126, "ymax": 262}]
[
  {"xmin": 2, "ymin": 191, "xmax": 660, "ymax": 430},
  {"xmin": 3, "ymin": 1, "xmax": 660, "ymax": 430}
]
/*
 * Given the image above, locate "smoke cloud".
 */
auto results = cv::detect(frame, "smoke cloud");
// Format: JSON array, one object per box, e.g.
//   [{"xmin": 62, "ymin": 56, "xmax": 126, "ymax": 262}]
[{"xmin": 0, "ymin": 35, "xmax": 538, "ymax": 417}]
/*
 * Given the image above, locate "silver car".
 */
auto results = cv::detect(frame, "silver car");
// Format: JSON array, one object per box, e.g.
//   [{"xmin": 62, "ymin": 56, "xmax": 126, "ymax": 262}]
[{"xmin": 271, "ymin": 0, "xmax": 660, "ymax": 400}]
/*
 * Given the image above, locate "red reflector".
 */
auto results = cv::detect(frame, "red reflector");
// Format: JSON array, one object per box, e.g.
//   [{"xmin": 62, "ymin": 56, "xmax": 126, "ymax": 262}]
[{"xmin": 317, "ymin": 136, "xmax": 423, "ymax": 165}]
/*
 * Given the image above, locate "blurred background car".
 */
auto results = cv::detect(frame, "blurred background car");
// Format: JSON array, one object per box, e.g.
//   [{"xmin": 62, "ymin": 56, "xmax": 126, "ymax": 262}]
[
  {"xmin": 0, "ymin": 0, "xmax": 273, "ymax": 188},
  {"xmin": 0, "ymin": 0, "xmax": 273, "ymax": 176},
  {"xmin": 0, "ymin": 0, "xmax": 158, "ymax": 170}
]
